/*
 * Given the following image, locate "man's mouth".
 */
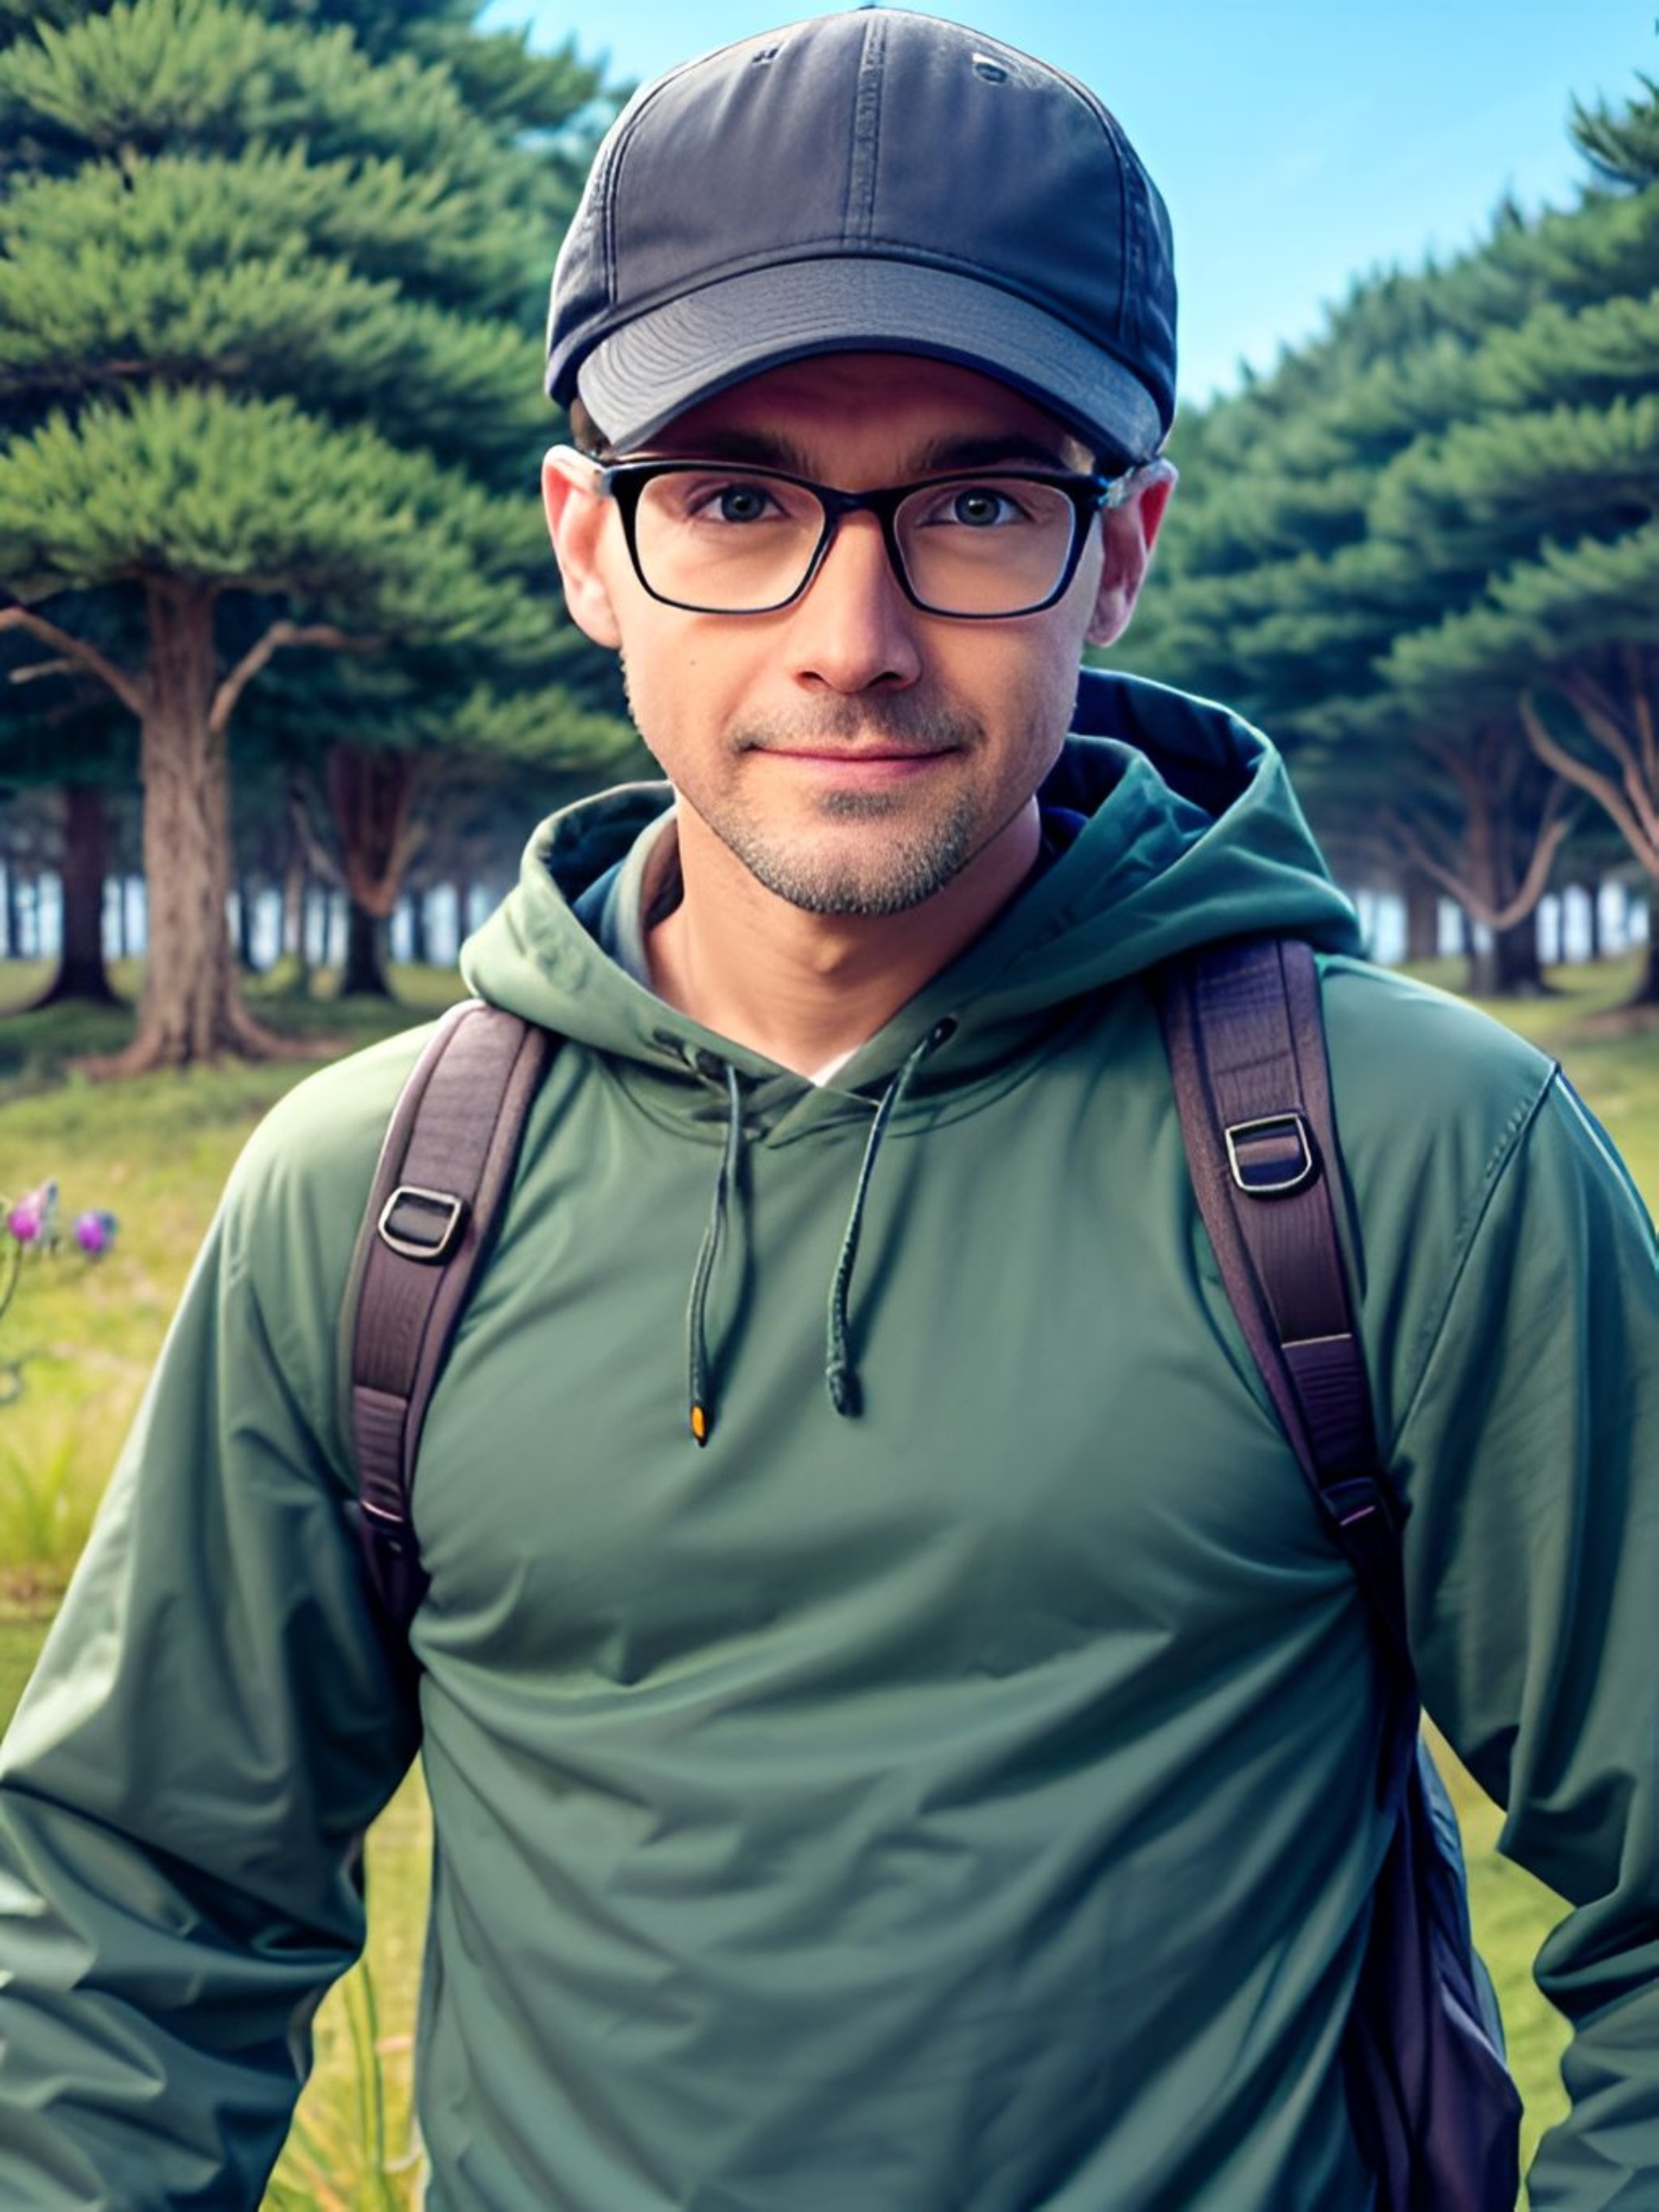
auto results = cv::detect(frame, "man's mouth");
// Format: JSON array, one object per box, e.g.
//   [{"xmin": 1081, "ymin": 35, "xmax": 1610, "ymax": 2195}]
[
  {"xmin": 751, "ymin": 744, "xmax": 957, "ymax": 783},
  {"xmin": 734, "ymin": 702, "xmax": 979, "ymax": 764},
  {"xmin": 757, "ymin": 741, "xmax": 956, "ymax": 761}
]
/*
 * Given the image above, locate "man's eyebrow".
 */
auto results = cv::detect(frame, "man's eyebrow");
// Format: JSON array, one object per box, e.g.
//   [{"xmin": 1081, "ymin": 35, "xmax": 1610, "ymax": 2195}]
[
  {"xmin": 646, "ymin": 428, "xmax": 816, "ymax": 471},
  {"xmin": 643, "ymin": 428, "xmax": 1087, "ymax": 476},
  {"xmin": 909, "ymin": 432, "xmax": 1083, "ymax": 474}
]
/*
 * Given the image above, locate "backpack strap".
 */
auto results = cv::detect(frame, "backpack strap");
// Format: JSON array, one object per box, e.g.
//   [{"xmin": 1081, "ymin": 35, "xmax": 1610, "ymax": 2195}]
[
  {"xmin": 1160, "ymin": 938, "xmax": 1522, "ymax": 2209},
  {"xmin": 347, "ymin": 1000, "xmax": 556, "ymax": 1640},
  {"xmin": 1155, "ymin": 937, "xmax": 1410, "ymax": 1689}
]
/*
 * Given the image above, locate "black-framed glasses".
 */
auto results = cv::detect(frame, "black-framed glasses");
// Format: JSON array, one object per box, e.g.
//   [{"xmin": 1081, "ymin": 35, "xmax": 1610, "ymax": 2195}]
[{"xmin": 571, "ymin": 452, "xmax": 1144, "ymax": 619}]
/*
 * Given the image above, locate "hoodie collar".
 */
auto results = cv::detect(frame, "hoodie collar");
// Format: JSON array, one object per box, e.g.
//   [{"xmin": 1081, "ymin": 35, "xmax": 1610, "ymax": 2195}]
[{"xmin": 460, "ymin": 668, "xmax": 1363, "ymax": 1100}]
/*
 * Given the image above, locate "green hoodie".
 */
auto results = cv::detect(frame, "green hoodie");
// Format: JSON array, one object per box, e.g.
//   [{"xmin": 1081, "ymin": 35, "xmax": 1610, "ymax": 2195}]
[{"xmin": 1, "ymin": 671, "xmax": 1655, "ymax": 2210}]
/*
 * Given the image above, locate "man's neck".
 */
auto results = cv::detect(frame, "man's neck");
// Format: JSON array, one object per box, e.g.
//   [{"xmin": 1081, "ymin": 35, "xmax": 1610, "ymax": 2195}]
[{"xmin": 645, "ymin": 803, "xmax": 1042, "ymax": 1077}]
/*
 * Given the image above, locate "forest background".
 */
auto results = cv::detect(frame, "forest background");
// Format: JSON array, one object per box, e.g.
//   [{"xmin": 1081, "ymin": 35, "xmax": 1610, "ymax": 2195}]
[
  {"xmin": 1, "ymin": 0, "xmax": 1657, "ymax": 2204},
  {"xmin": 3, "ymin": 1, "xmax": 1659, "ymax": 1038}
]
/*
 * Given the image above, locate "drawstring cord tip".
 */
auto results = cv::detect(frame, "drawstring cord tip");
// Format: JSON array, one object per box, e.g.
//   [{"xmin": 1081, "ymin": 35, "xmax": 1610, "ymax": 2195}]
[
  {"xmin": 690, "ymin": 1402, "xmax": 710, "ymax": 1446},
  {"xmin": 826, "ymin": 1363, "xmax": 860, "ymax": 1419}
]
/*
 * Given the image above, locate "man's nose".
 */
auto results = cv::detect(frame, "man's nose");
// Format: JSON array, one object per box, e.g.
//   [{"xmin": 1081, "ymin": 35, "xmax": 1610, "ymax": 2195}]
[{"xmin": 785, "ymin": 513, "xmax": 923, "ymax": 693}]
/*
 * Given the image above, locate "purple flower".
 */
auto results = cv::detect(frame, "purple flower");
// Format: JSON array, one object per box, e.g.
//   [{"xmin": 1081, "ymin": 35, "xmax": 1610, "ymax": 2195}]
[
  {"xmin": 6, "ymin": 1180, "xmax": 57, "ymax": 1246},
  {"xmin": 73, "ymin": 1210, "xmax": 118, "ymax": 1258}
]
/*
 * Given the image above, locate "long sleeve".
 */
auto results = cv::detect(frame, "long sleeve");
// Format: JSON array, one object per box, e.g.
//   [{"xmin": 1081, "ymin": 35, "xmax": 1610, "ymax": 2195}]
[
  {"xmin": 1390, "ymin": 1072, "xmax": 1659, "ymax": 2208},
  {"xmin": 0, "ymin": 1070, "xmax": 420, "ymax": 2208}
]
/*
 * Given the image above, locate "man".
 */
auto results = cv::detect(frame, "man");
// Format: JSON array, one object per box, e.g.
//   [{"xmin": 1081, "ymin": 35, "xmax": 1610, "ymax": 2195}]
[{"xmin": 1, "ymin": 10, "xmax": 1656, "ymax": 2209}]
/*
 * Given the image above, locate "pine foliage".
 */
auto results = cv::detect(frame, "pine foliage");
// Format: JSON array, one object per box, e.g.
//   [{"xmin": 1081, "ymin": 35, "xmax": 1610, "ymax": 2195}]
[
  {"xmin": 0, "ymin": 0, "xmax": 611, "ymax": 639},
  {"xmin": 1120, "ymin": 61, "xmax": 1659, "ymax": 953},
  {"xmin": 0, "ymin": 0, "xmax": 620, "ymax": 1061}
]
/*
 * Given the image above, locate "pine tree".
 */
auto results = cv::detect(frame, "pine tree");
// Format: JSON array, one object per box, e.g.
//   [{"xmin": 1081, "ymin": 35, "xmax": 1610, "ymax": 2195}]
[
  {"xmin": 0, "ymin": 0, "xmax": 616, "ymax": 1067},
  {"xmin": 245, "ymin": 640, "xmax": 639, "ymax": 997},
  {"xmin": 1117, "ymin": 248, "xmax": 1569, "ymax": 990},
  {"xmin": 0, "ymin": 629, "xmax": 129, "ymax": 1005},
  {"xmin": 0, "ymin": 560, "xmax": 168, "ymax": 1003},
  {"xmin": 1376, "ymin": 76, "xmax": 1659, "ymax": 997}
]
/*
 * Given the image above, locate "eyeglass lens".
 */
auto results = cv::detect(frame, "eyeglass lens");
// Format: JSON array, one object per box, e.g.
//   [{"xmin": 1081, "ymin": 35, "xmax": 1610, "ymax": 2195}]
[{"xmin": 629, "ymin": 471, "xmax": 1083, "ymax": 615}]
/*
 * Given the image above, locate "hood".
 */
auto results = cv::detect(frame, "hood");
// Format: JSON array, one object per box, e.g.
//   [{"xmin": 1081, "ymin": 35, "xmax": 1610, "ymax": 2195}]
[
  {"xmin": 461, "ymin": 667, "xmax": 1361, "ymax": 1096},
  {"xmin": 461, "ymin": 667, "xmax": 1364, "ymax": 1441}
]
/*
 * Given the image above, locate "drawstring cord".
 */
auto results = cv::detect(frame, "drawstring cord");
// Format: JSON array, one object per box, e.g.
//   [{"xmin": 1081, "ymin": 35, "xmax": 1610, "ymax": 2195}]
[
  {"xmin": 825, "ymin": 1020, "xmax": 953, "ymax": 1419},
  {"xmin": 685, "ymin": 1060, "xmax": 743, "ymax": 1446},
  {"xmin": 683, "ymin": 1020, "xmax": 954, "ymax": 1443}
]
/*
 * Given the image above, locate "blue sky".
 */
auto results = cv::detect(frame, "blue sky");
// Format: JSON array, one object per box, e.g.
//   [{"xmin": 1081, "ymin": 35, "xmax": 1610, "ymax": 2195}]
[{"xmin": 481, "ymin": 0, "xmax": 1655, "ymax": 405}]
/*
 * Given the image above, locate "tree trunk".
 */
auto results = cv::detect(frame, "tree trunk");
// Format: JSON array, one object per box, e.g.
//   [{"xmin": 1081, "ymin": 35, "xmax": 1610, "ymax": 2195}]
[
  {"xmin": 281, "ymin": 803, "xmax": 312, "ymax": 984},
  {"xmin": 1452, "ymin": 907, "xmax": 1477, "ymax": 991},
  {"xmin": 235, "ymin": 874, "xmax": 257, "ymax": 971},
  {"xmin": 406, "ymin": 887, "xmax": 429, "ymax": 967},
  {"xmin": 1586, "ymin": 882, "xmax": 1604, "ymax": 963},
  {"xmin": 323, "ymin": 742, "xmax": 428, "ymax": 1004},
  {"xmin": 1402, "ymin": 871, "xmax": 1440, "ymax": 964},
  {"xmin": 1, "ymin": 864, "xmax": 16, "ymax": 960},
  {"xmin": 1468, "ymin": 914, "xmax": 1547, "ymax": 998},
  {"xmin": 1450, "ymin": 745, "xmax": 1555, "ymax": 997},
  {"xmin": 339, "ymin": 898, "xmax": 392, "ymax": 997},
  {"xmin": 1630, "ymin": 886, "xmax": 1659, "ymax": 1006},
  {"xmin": 1496, "ymin": 912, "xmax": 1546, "ymax": 994},
  {"xmin": 35, "ymin": 782, "xmax": 120, "ymax": 1007},
  {"xmin": 100, "ymin": 580, "xmax": 293, "ymax": 1073}
]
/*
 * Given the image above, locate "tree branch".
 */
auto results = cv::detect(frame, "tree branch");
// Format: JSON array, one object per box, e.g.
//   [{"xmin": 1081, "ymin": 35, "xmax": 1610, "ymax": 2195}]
[
  {"xmin": 1562, "ymin": 671, "xmax": 1659, "ymax": 855},
  {"xmin": 378, "ymin": 807, "xmax": 429, "ymax": 899},
  {"xmin": 1485, "ymin": 810, "xmax": 1574, "ymax": 933},
  {"xmin": 0, "ymin": 604, "xmax": 145, "ymax": 717},
  {"xmin": 1390, "ymin": 808, "xmax": 1567, "ymax": 931},
  {"xmin": 1384, "ymin": 810, "xmax": 1472, "ymax": 912},
  {"xmin": 7, "ymin": 658, "xmax": 77, "ymax": 685},
  {"xmin": 287, "ymin": 783, "xmax": 341, "ymax": 891},
  {"xmin": 1419, "ymin": 728, "xmax": 1483, "ymax": 808},
  {"xmin": 1559, "ymin": 672, "xmax": 1644, "ymax": 785},
  {"xmin": 1522, "ymin": 692, "xmax": 1659, "ymax": 876},
  {"xmin": 209, "ymin": 620, "xmax": 379, "ymax": 741}
]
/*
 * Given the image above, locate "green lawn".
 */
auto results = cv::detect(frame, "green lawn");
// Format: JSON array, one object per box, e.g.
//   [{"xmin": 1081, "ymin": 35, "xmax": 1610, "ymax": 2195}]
[
  {"xmin": 0, "ymin": 949, "xmax": 1654, "ymax": 2202},
  {"xmin": 0, "ymin": 1613, "xmax": 44, "ymax": 1732},
  {"xmin": 0, "ymin": 963, "xmax": 464, "ymax": 2208}
]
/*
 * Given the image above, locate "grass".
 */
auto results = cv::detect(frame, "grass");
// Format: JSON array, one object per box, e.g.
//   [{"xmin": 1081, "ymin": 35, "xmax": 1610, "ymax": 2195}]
[
  {"xmin": 1404, "ymin": 950, "xmax": 1659, "ymax": 1198},
  {"xmin": 0, "ymin": 948, "xmax": 1654, "ymax": 2202},
  {"xmin": 0, "ymin": 958, "xmax": 469, "ymax": 1094},
  {"xmin": 0, "ymin": 960, "xmax": 466, "ymax": 2207},
  {"xmin": 1432, "ymin": 1732, "xmax": 1573, "ymax": 2176},
  {"xmin": 263, "ymin": 1773, "xmax": 433, "ymax": 2210},
  {"xmin": 0, "ymin": 1611, "xmax": 45, "ymax": 1730},
  {"xmin": 0, "ymin": 961, "xmax": 467, "ymax": 1608}
]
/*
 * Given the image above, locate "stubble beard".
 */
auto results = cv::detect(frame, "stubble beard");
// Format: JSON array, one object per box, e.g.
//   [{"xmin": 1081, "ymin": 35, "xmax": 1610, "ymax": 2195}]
[
  {"xmin": 723, "ymin": 778, "xmax": 984, "ymax": 917},
  {"xmin": 634, "ymin": 683, "xmax": 996, "ymax": 917}
]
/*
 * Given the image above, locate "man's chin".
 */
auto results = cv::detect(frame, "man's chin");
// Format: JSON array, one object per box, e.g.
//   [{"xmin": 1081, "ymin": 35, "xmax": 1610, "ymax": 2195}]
[{"xmin": 732, "ymin": 827, "xmax": 975, "ymax": 919}]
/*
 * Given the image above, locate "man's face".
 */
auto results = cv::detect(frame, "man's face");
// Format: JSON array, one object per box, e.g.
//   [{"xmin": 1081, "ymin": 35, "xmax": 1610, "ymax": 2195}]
[{"xmin": 545, "ymin": 353, "xmax": 1168, "ymax": 919}]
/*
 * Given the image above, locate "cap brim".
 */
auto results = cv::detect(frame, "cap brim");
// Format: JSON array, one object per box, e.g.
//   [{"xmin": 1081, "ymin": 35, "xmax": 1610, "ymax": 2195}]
[{"xmin": 563, "ymin": 259, "xmax": 1165, "ymax": 462}]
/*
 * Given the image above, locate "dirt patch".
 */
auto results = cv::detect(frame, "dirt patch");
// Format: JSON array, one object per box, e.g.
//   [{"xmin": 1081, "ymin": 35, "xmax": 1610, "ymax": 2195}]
[{"xmin": 1569, "ymin": 1003, "xmax": 1659, "ymax": 1039}]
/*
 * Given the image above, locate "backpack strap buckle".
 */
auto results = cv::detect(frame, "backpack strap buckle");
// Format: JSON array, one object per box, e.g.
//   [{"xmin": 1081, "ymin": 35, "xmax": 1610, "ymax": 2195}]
[
  {"xmin": 1224, "ymin": 1111, "xmax": 1316, "ymax": 1197},
  {"xmin": 377, "ymin": 1184, "xmax": 467, "ymax": 1262}
]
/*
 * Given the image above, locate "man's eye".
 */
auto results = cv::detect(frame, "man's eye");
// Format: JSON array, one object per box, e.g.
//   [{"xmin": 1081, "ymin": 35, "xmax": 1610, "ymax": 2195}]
[
  {"xmin": 684, "ymin": 480, "xmax": 779, "ymax": 524},
  {"xmin": 913, "ymin": 483, "xmax": 1029, "ymax": 529},
  {"xmin": 949, "ymin": 487, "xmax": 1016, "ymax": 527}
]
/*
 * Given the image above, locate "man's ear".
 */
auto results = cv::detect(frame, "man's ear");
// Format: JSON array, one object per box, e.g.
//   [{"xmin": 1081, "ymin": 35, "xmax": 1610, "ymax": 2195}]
[
  {"xmin": 542, "ymin": 448, "xmax": 624, "ymax": 650},
  {"xmin": 1085, "ymin": 461, "xmax": 1176, "ymax": 650}
]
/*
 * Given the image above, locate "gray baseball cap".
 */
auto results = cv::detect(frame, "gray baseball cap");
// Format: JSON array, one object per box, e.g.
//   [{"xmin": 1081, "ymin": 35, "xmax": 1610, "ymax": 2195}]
[{"xmin": 546, "ymin": 9, "xmax": 1177, "ymax": 462}]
